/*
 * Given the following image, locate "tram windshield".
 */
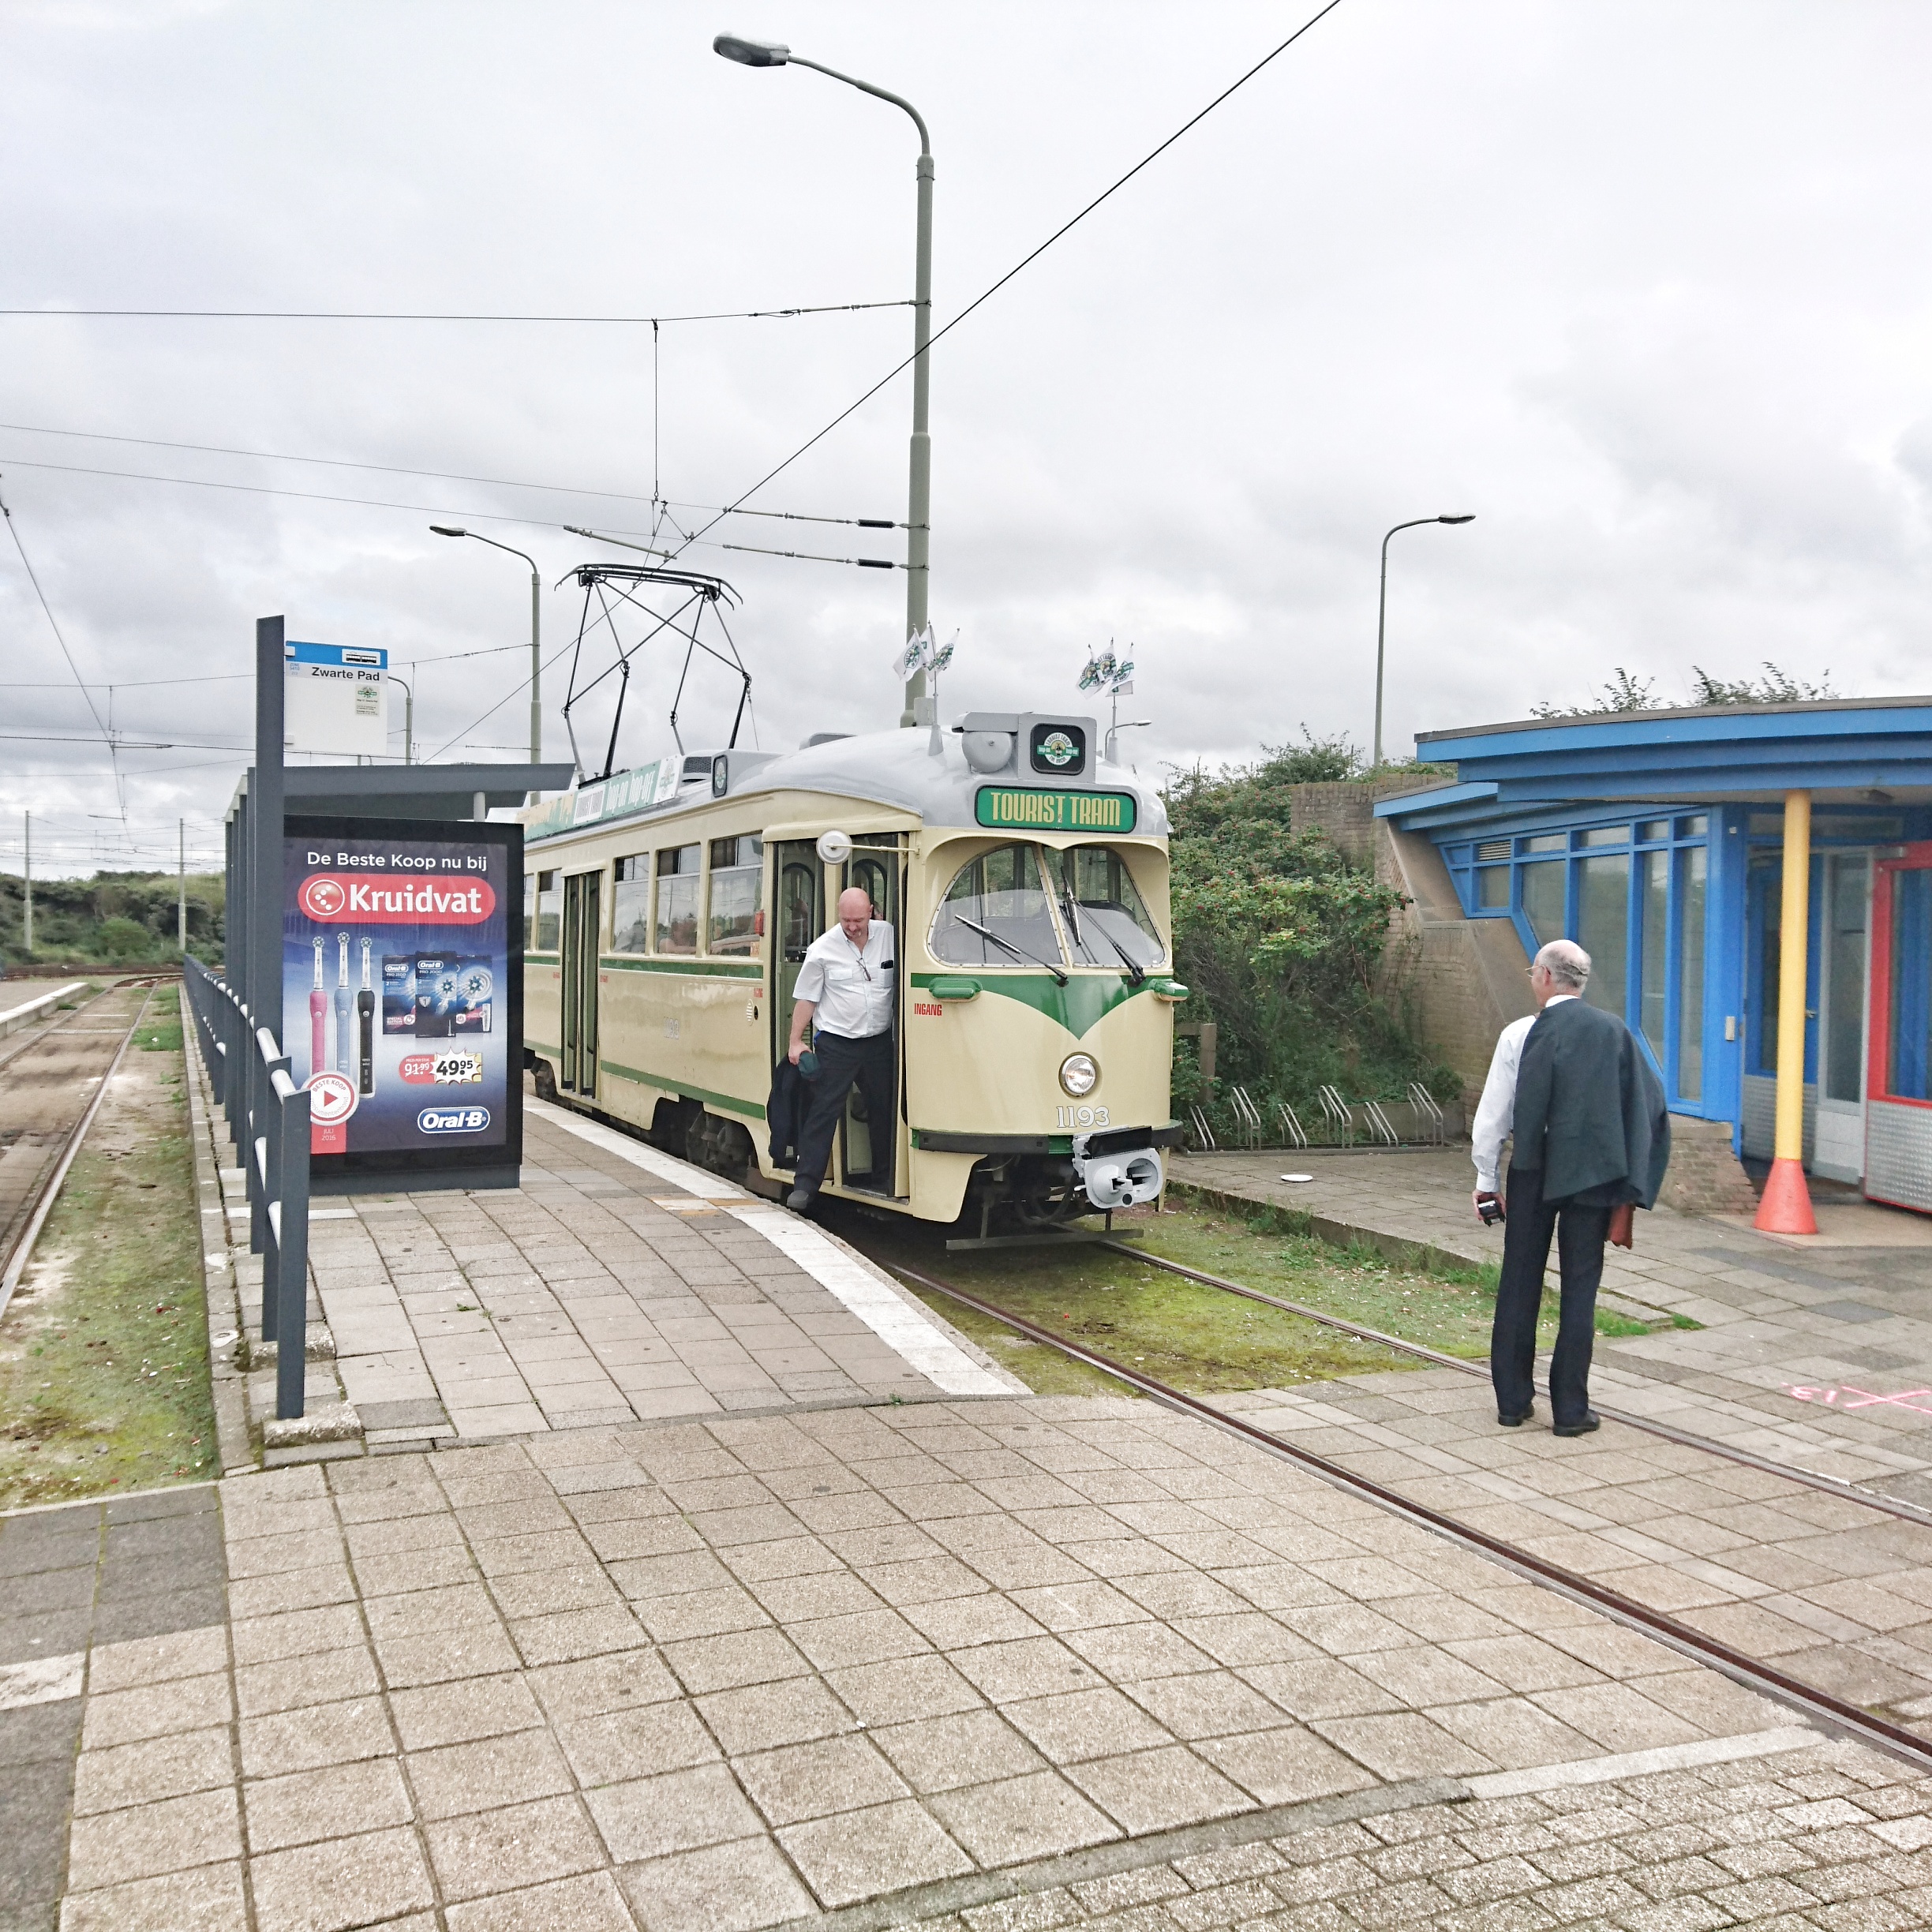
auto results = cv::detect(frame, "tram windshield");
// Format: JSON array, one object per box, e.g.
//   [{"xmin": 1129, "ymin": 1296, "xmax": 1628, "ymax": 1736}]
[
  {"xmin": 1046, "ymin": 844, "xmax": 1166, "ymax": 970},
  {"xmin": 930, "ymin": 842, "xmax": 1166, "ymax": 970}
]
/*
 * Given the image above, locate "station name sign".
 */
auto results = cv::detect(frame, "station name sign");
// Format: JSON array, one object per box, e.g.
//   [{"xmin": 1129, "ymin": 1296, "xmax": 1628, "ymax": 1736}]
[{"xmin": 974, "ymin": 787, "xmax": 1137, "ymax": 833}]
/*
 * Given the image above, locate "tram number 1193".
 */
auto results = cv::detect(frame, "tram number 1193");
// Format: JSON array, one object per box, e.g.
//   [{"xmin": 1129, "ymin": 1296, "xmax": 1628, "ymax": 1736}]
[{"xmin": 1056, "ymin": 1106, "xmax": 1110, "ymax": 1129}]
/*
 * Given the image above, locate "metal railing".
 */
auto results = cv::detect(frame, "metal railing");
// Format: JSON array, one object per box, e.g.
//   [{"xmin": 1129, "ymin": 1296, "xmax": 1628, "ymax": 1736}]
[{"xmin": 185, "ymin": 958, "xmax": 310, "ymax": 1420}]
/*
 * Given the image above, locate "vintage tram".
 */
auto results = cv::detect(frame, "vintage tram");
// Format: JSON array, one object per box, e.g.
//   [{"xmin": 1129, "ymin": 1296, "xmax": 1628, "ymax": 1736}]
[{"xmin": 519, "ymin": 709, "xmax": 1185, "ymax": 1230}]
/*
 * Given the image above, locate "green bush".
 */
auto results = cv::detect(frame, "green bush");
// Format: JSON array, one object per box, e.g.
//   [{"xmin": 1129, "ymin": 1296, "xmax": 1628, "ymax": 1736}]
[
  {"xmin": 1165, "ymin": 751, "xmax": 1454, "ymax": 1113},
  {"xmin": 0, "ymin": 871, "xmax": 224, "ymax": 967}
]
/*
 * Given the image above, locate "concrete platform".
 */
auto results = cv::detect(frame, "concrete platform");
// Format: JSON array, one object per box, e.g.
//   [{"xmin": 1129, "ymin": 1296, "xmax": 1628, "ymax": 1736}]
[
  {"xmin": 1178, "ymin": 1148, "xmax": 1932, "ymax": 1500},
  {"xmin": 10, "ymin": 1397, "xmax": 1932, "ymax": 1930}
]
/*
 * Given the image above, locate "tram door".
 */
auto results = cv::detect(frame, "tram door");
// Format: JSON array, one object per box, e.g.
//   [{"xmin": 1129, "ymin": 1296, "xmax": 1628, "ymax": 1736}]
[
  {"xmin": 560, "ymin": 870, "xmax": 601, "ymax": 1097},
  {"xmin": 842, "ymin": 839, "xmax": 907, "ymax": 1198},
  {"xmin": 769, "ymin": 844, "xmax": 825, "ymax": 1173},
  {"xmin": 1868, "ymin": 845, "xmax": 1932, "ymax": 1213}
]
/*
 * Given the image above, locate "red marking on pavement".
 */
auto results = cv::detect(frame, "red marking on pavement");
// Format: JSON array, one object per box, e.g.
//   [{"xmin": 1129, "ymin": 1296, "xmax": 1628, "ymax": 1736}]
[{"xmin": 1788, "ymin": 1383, "xmax": 1932, "ymax": 1418}]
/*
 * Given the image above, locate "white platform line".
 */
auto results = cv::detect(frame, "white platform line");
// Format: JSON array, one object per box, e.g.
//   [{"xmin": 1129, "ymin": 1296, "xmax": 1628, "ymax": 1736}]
[
  {"xmin": 530, "ymin": 1099, "xmax": 1017, "ymax": 1396},
  {"xmin": 1464, "ymin": 1724, "xmax": 1822, "ymax": 1799},
  {"xmin": 725, "ymin": 1203, "xmax": 1017, "ymax": 1397}
]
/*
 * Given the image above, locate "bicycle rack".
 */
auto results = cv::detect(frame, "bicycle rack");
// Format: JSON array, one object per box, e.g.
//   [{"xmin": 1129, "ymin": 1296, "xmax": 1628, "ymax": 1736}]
[
  {"xmin": 1317, "ymin": 1084, "xmax": 1356, "ymax": 1147},
  {"xmin": 1228, "ymin": 1086, "xmax": 1265, "ymax": 1149},
  {"xmin": 1188, "ymin": 1104, "xmax": 1219, "ymax": 1152},
  {"xmin": 1408, "ymin": 1082, "xmax": 1447, "ymax": 1147},
  {"xmin": 1362, "ymin": 1099, "xmax": 1401, "ymax": 1147},
  {"xmin": 1275, "ymin": 1100, "xmax": 1309, "ymax": 1149}
]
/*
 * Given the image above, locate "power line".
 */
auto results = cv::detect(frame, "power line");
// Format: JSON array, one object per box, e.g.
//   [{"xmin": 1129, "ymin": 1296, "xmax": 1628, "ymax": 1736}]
[
  {"xmin": 0, "ymin": 299, "xmax": 913, "ymax": 324},
  {"xmin": 0, "ymin": 423, "xmax": 901, "ymax": 528},
  {"xmin": 666, "ymin": 0, "xmax": 1347, "ymax": 566}
]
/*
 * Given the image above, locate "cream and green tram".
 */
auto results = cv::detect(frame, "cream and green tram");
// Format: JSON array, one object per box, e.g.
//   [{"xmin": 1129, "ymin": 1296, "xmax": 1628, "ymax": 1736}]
[{"xmin": 519, "ymin": 710, "xmax": 1185, "ymax": 1229}]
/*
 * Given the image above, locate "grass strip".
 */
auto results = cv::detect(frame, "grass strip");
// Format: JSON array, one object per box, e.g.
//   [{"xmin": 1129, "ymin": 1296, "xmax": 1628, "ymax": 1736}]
[{"xmin": 0, "ymin": 987, "xmax": 218, "ymax": 1506}]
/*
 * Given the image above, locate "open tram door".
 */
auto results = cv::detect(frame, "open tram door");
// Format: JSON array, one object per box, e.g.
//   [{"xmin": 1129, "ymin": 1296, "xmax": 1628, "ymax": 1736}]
[
  {"xmin": 559, "ymin": 868, "xmax": 601, "ymax": 1097},
  {"xmin": 1866, "ymin": 845, "xmax": 1932, "ymax": 1212},
  {"xmin": 841, "ymin": 837, "xmax": 908, "ymax": 1200}
]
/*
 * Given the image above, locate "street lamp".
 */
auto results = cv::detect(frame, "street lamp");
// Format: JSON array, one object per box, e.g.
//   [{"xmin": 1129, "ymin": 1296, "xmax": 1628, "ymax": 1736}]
[
  {"xmin": 430, "ymin": 526, "xmax": 542, "ymax": 762},
  {"xmin": 389, "ymin": 674, "xmax": 414, "ymax": 766},
  {"xmin": 1373, "ymin": 515, "xmax": 1474, "ymax": 769},
  {"xmin": 714, "ymin": 32, "xmax": 934, "ymax": 728}
]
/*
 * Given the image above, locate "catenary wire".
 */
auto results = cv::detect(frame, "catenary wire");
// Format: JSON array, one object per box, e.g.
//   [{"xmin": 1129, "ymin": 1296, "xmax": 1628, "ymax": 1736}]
[
  {"xmin": 662, "ymin": 0, "xmax": 1347, "ymax": 567},
  {"xmin": 0, "ymin": 423, "xmax": 900, "ymax": 526},
  {"xmin": 0, "ymin": 300, "xmax": 913, "ymax": 324}
]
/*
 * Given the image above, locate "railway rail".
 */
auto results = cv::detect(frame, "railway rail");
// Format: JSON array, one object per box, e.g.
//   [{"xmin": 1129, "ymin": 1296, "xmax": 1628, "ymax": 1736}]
[
  {"xmin": 0, "ymin": 979, "xmax": 162, "ymax": 1318},
  {"xmin": 876, "ymin": 1245, "xmax": 1932, "ymax": 1784}
]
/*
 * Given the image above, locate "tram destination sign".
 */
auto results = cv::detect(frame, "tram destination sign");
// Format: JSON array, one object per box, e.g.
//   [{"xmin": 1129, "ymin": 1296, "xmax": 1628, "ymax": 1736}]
[{"xmin": 975, "ymin": 786, "xmax": 1137, "ymax": 833}]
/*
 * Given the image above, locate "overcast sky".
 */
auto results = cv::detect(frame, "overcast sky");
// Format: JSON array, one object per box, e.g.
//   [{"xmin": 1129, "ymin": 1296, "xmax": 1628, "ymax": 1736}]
[{"xmin": 4, "ymin": 0, "xmax": 1930, "ymax": 877}]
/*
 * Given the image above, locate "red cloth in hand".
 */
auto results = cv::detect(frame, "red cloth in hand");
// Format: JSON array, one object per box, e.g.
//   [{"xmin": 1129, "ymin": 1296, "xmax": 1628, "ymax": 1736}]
[{"xmin": 1608, "ymin": 1203, "xmax": 1634, "ymax": 1249}]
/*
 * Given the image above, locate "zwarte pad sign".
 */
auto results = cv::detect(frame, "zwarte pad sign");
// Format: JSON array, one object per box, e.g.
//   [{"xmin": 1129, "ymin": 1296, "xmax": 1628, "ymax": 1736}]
[{"xmin": 283, "ymin": 818, "xmax": 522, "ymax": 1181}]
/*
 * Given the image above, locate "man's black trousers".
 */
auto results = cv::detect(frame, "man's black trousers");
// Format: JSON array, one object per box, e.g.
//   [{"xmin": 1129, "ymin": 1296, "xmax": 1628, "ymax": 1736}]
[
  {"xmin": 793, "ymin": 1030, "xmax": 895, "ymax": 1197},
  {"xmin": 1490, "ymin": 1160, "xmax": 1611, "ymax": 1425}
]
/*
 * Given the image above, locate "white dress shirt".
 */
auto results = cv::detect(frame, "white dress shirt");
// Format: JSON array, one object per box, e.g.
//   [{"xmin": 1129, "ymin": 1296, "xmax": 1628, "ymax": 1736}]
[
  {"xmin": 1471, "ymin": 994, "xmax": 1579, "ymax": 1192},
  {"xmin": 794, "ymin": 919, "xmax": 896, "ymax": 1040}
]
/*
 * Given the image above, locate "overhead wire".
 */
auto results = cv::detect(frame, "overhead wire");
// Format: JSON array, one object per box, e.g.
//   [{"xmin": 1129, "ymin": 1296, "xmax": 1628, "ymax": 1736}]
[
  {"xmin": 662, "ymin": 0, "xmax": 1347, "ymax": 568},
  {"xmin": 0, "ymin": 300, "xmax": 914, "ymax": 324}
]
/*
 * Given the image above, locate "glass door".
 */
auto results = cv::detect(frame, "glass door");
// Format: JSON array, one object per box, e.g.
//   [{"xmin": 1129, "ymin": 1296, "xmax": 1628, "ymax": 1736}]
[
  {"xmin": 841, "ymin": 839, "xmax": 907, "ymax": 1197},
  {"xmin": 1868, "ymin": 846, "xmax": 1932, "ymax": 1211},
  {"xmin": 767, "ymin": 844, "xmax": 824, "ymax": 1175},
  {"xmin": 560, "ymin": 870, "xmax": 601, "ymax": 1097},
  {"xmin": 1813, "ymin": 854, "xmax": 1870, "ymax": 1181}
]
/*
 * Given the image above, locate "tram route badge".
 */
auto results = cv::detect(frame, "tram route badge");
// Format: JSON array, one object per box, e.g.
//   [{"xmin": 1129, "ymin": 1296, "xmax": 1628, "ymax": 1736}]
[{"xmin": 1035, "ymin": 729, "xmax": 1080, "ymax": 769}]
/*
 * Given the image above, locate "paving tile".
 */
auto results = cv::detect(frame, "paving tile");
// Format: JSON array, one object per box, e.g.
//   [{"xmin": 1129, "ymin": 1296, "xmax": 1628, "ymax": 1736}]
[
  {"xmin": 777, "ymin": 1797, "xmax": 975, "ymax": 1907},
  {"xmin": 64, "ymin": 1784, "xmax": 242, "ymax": 1890},
  {"xmin": 407, "ymin": 1727, "xmax": 578, "ymax": 1818},
  {"xmin": 929, "ymin": 1769, "xmax": 1121, "ymax": 1866},
  {"xmin": 58, "ymin": 1859, "xmax": 249, "ymax": 1932},
  {"xmin": 444, "ymin": 1869, "xmax": 638, "ymax": 1932},
  {"xmin": 618, "ymin": 1836, "xmax": 817, "ymax": 1932},
  {"xmin": 248, "ymin": 1825, "xmax": 436, "ymax": 1932},
  {"xmin": 735, "ymin": 1732, "xmax": 913, "ymax": 1825},
  {"xmin": 424, "ymin": 1793, "xmax": 608, "ymax": 1902},
  {"xmin": 387, "ymin": 1672, "xmax": 546, "ymax": 1751},
  {"xmin": 559, "ymin": 1701, "xmax": 721, "ymax": 1784},
  {"xmin": 695, "ymin": 1676, "xmax": 859, "ymax": 1754},
  {"xmin": 78, "ymin": 1672, "xmax": 232, "ymax": 1750},
  {"xmin": 243, "ymin": 1758, "xmax": 415, "ymax": 1852},
  {"xmin": 70, "ymin": 1726, "xmax": 233, "ymax": 1815},
  {"xmin": 584, "ymin": 1762, "xmax": 766, "ymax": 1862},
  {"xmin": 1064, "ymin": 1744, "xmax": 1254, "ymax": 1834}
]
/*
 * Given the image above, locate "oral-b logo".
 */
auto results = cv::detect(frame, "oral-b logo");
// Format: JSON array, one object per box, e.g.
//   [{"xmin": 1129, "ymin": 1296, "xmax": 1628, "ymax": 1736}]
[{"xmin": 418, "ymin": 1106, "xmax": 490, "ymax": 1134}]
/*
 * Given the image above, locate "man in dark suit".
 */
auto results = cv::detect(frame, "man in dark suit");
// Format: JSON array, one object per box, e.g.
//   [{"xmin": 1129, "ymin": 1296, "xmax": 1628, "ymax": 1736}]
[{"xmin": 1473, "ymin": 939, "xmax": 1670, "ymax": 1436}]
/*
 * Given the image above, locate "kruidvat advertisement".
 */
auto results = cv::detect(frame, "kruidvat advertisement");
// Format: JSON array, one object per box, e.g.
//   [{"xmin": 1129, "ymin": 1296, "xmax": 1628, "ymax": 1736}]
[{"xmin": 283, "ymin": 817, "xmax": 522, "ymax": 1185}]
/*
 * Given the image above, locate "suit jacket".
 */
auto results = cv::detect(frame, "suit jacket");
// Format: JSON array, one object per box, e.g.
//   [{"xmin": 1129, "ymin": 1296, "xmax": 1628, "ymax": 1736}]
[
  {"xmin": 1511, "ymin": 997, "xmax": 1671, "ymax": 1209},
  {"xmin": 766, "ymin": 1058, "xmax": 809, "ymax": 1168}
]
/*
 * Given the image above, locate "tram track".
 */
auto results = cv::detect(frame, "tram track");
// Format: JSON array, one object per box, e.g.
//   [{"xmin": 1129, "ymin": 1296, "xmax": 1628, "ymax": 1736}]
[
  {"xmin": 871, "ymin": 1245, "xmax": 1932, "ymax": 1782},
  {"xmin": 0, "ymin": 979, "xmax": 162, "ymax": 1319}
]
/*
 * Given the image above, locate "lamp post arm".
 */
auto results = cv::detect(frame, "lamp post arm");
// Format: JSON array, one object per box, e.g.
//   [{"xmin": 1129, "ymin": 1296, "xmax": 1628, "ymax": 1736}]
[
  {"xmin": 453, "ymin": 533, "xmax": 542, "ymax": 766},
  {"xmin": 1374, "ymin": 519, "xmax": 1443, "ymax": 770},
  {"xmin": 787, "ymin": 54, "xmax": 929, "ymax": 152}
]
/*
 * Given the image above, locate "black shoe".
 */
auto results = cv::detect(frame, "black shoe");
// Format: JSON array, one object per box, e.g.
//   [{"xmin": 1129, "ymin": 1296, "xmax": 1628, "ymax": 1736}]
[
  {"xmin": 785, "ymin": 1187, "xmax": 816, "ymax": 1212},
  {"xmin": 1497, "ymin": 1409, "xmax": 1533, "ymax": 1428},
  {"xmin": 1552, "ymin": 1411, "xmax": 1601, "ymax": 1437}
]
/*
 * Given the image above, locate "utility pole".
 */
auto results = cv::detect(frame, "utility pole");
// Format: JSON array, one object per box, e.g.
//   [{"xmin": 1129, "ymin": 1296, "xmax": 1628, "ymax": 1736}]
[
  {"xmin": 178, "ymin": 818, "xmax": 187, "ymax": 953},
  {"xmin": 21, "ymin": 811, "xmax": 31, "ymax": 956}
]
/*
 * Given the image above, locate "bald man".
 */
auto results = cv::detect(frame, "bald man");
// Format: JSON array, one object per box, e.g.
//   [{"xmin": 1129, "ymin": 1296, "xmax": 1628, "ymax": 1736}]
[
  {"xmin": 785, "ymin": 886, "xmax": 897, "ymax": 1211},
  {"xmin": 1473, "ymin": 938, "xmax": 1668, "ymax": 1436}
]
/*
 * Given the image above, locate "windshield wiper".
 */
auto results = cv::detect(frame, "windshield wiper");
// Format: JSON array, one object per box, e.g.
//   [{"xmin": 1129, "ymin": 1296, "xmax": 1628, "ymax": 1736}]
[
  {"xmin": 953, "ymin": 915, "xmax": 1069, "ymax": 987},
  {"xmin": 1098, "ymin": 920, "xmax": 1146, "ymax": 984},
  {"xmin": 1064, "ymin": 889, "xmax": 1145, "ymax": 983}
]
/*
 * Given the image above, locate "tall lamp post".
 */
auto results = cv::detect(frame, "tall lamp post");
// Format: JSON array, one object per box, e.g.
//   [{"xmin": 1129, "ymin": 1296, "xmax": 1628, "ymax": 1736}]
[
  {"xmin": 430, "ymin": 527, "xmax": 541, "ymax": 763},
  {"xmin": 1374, "ymin": 514, "xmax": 1474, "ymax": 769},
  {"xmin": 713, "ymin": 32, "xmax": 933, "ymax": 728}
]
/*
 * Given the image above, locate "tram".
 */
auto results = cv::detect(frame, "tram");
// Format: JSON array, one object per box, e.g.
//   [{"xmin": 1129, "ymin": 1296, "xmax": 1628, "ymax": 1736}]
[{"xmin": 519, "ymin": 709, "xmax": 1185, "ymax": 1230}]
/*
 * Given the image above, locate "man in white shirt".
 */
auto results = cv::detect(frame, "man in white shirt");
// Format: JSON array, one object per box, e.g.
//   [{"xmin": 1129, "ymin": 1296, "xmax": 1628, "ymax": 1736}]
[
  {"xmin": 1472, "ymin": 938, "xmax": 1601, "ymax": 1433},
  {"xmin": 785, "ymin": 887, "xmax": 896, "ymax": 1211}
]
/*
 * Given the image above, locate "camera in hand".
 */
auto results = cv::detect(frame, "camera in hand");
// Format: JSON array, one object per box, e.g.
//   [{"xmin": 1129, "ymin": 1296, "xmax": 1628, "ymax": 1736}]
[{"xmin": 1477, "ymin": 1195, "xmax": 1506, "ymax": 1226}]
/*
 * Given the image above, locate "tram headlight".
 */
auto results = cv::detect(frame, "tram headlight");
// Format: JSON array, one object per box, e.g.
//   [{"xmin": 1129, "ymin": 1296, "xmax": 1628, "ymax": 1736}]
[{"xmin": 1059, "ymin": 1053, "xmax": 1099, "ymax": 1097}]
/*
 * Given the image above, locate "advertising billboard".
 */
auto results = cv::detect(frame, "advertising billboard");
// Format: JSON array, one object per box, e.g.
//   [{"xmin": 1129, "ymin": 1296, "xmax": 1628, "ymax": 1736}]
[{"xmin": 283, "ymin": 815, "xmax": 522, "ymax": 1188}]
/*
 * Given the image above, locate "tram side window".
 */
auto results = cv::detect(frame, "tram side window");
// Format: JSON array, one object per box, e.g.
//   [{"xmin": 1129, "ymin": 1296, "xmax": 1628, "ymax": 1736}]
[
  {"xmin": 930, "ymin": 843, "xmax": 1065, "ymax": 968},
  {"xmin": 1046, "ymin": 845, "xmax": 1166, "ymax": 969},
  {"xmin": 781, "ymin": 863, "xmax": 818, "ymax": 961},
  {"xmin": 611, "ymin": 856, "xmax": 651, "ymax": 955},
  {"xmin": 708, "ymin": 836, "xmax": 763, "ymax": 956},
  {"xmin": 655, "ymin": 845, "xmax": 702, "ymax": 955},
  {"xmin": 527, "ymin": 871, "xmax": 560, "ymax": 952}
]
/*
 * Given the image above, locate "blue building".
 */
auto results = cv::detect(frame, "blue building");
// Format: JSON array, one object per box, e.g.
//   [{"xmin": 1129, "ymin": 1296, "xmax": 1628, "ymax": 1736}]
[{"xmin": 1377, "ymin": 697, "xmax": 1932, "ymax": 1214}]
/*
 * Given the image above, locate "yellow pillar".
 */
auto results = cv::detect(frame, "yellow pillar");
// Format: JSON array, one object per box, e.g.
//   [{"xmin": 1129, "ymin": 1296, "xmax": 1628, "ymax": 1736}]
[{"xmin": 1755, "ymin": 788, "xmax": 1818, "ymax": 1234}]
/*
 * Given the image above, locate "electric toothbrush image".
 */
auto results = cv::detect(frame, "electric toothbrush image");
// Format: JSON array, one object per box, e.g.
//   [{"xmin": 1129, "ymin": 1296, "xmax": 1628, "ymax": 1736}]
[
  {"xmin": 334, "ymin": 933, "xmax": 353, "ymax": 1077},
  {"xmin": 358, "ymin": 938, "xmax": 376, "ymax": 1095},
  {"xmin": 309, "ymin": 938, "xmax": 327, "ymax": 1081}
]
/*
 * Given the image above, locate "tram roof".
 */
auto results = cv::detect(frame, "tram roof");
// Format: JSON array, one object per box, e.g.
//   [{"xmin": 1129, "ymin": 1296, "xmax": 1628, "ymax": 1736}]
[{"xmin": 530, "ymin": 724, "xmax": 1170, "ymax": 844}]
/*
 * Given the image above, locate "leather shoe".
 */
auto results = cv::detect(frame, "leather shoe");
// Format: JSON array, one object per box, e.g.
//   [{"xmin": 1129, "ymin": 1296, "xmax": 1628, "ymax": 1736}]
[
  {"xmin": 1496, "ymin": 1409, "xmax": 1533, "ymax": 1428},
  {"xmin": 1552, "ymin": 1411, "xmax": 1601, "ymax": 1437},
  {"xmin": 785, "ymin": 1187, "xmax": 816, "ymax": 1212}
]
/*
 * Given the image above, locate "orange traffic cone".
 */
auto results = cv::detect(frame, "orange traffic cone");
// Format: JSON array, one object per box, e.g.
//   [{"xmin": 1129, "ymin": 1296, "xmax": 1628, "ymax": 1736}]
[{"xmin": 1754, "ymin": 1156, "xmax": 1818, "ymax": 1236}]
